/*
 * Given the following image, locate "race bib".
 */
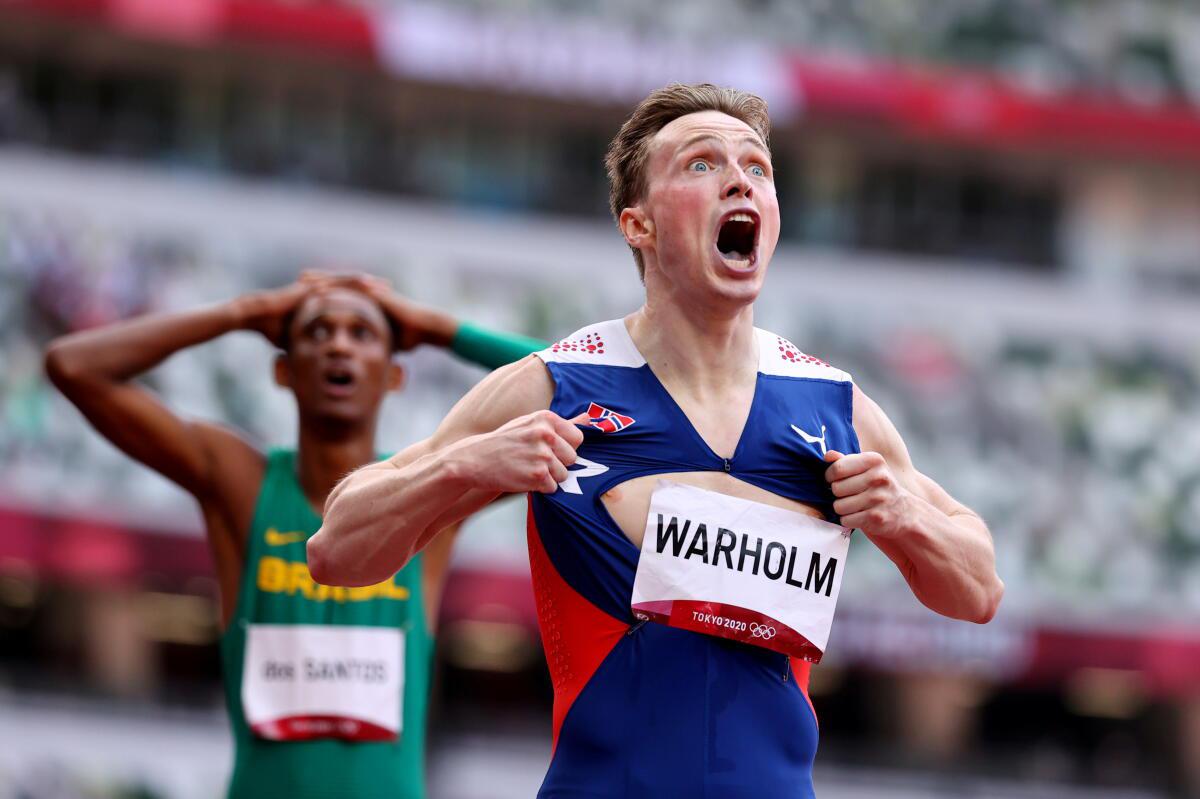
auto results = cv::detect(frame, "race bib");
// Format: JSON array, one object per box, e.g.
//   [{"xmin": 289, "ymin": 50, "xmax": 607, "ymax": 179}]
[
  {"xmin": 242, "ymin": 624, "xmax": 404, "ymax": 741},
  {"xmin": 630, "ymin": 481, "xmax": 851, "ymax": 662}
]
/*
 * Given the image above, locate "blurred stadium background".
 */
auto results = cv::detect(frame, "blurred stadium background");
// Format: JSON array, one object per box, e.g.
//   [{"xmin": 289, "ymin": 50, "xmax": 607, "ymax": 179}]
[{"xmin": 1, "ymin": 0, "xmax": 1199, "ymax": 796}]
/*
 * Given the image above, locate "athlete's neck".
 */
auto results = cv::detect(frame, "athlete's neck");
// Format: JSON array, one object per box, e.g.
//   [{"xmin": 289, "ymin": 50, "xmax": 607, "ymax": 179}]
[
  {"xmin": 627, "ymin": 298, "xmax": 757, "ymax": 396},
  {"xmin": 294, "ymin": 420, "xmax": 378, "ymax": 515}
]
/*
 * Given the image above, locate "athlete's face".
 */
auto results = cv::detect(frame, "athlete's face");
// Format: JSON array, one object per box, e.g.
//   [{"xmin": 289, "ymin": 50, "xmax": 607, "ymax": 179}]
[
  {"xmin": 275, "ymin": 288, "xmax": 403, "ymax": 426},
  {"xmin": 625, "ymin": 110, "xmax": 779, "ymax": 308}
]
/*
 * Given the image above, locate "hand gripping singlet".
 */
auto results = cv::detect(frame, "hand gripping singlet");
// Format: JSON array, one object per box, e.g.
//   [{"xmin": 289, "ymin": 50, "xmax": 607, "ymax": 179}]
[{"xmin": 529, "ymin": 320, "xmax": 860, "ymax": 799}]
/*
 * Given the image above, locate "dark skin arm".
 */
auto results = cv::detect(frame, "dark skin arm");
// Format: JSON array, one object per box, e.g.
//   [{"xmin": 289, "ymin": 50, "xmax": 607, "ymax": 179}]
[{"xmin": 43, "ymin": 278, "xmax": 329, "ymax": 628}]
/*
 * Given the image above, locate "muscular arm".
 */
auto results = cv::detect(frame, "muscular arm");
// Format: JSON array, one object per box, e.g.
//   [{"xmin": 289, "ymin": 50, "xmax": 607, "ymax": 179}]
[
  {"xmin": 826, "ymin": 385, "xmax": 1004, "ymax": 624},
  {"xmin": 309, "ymin": 356, "xmax": 582, "ymax": 587},
  {"xmin": 43, "ymin": 301, "xmax": 264, "ymax": 497},
  {"xmin": 42, "ymin": 292, "xmax": 301, "ymax": 626}
]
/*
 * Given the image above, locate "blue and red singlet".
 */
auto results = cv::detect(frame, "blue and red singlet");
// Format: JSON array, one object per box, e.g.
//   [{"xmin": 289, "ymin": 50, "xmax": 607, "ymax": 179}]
[{"xmin": 528, "ymin": 319, "xmax": 860, "ymax": 798}]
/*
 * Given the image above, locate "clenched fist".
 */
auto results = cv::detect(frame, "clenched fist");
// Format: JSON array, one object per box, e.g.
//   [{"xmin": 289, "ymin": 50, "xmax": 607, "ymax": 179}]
[
  {"xmin": 824, "ymin": 450, "xmax": 913, "ymax": 538},
  {"xmin": 452, "ymin": 410, "xmax": 589, "ymax": 495}
]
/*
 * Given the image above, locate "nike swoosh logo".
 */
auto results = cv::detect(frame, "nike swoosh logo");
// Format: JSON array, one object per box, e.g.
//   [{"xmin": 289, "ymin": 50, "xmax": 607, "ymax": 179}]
[{"xmin": 265, "ymin": 528, "xmax": 307, "ymax": 546}]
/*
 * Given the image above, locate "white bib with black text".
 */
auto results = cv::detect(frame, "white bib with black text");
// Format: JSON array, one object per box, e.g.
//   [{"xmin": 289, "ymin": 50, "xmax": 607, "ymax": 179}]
[
  {"xmin": 630, "ymin": 481, "xmax": 850, "ymax": 662},
  {"xmin": 242, "ymin": 624, "xmax": 403, "ymax": 741}
]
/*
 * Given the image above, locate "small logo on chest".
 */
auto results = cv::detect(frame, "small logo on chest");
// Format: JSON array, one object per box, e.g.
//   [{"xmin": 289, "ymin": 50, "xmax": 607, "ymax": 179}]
[
  {"xmin": 265, "ymin": 528, "xmax": 307, "ymax": 546},
  {"xmin": 558, "ymin": 457, "xmax": 609, "ymax": 495},
  {"xmin": 791, "ymin": 423, "xmax": 827, "ymax": 456},
  {"xmin": 586, "ymin": 402, "xmax": 636, "ymax": 433}
]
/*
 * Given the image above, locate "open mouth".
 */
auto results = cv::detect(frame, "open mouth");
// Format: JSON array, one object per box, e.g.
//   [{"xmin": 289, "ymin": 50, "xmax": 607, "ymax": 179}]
[
  {"xmin": 321, "ymin": 366, "xmax": 357, "ymax": 395},
  {"xmin": 716, "ymin": 211, "xmax": 759, "ymax": 269}
]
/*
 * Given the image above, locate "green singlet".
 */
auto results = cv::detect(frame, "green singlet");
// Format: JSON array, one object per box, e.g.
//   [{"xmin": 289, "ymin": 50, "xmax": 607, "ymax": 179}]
[{"xmin": 220, "ymin": 449, "xmax": 432, "ymax": 799}]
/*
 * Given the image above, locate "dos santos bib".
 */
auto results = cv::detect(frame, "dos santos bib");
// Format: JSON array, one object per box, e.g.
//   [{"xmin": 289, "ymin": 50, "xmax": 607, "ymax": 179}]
[
  {"xmin": 530, "ymin": 319, "xmax": 860, "ymax": 799},
  {"xmin": 220, "ymin": 450, "xmax": 433, "ymax": 799}
]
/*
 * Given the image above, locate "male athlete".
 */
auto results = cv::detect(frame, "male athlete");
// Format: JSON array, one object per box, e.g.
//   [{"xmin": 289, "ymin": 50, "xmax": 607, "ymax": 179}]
[
  {"xmin": 311, "ymin": 84, "xmax": 1004, "ymax": 797},
  {"xmin": 44, "ymin": 271, "xmax": 543, "ymax": 799}
]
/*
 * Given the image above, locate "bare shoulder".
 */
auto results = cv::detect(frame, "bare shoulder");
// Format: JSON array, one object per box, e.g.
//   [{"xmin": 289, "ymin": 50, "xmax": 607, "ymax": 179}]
[
  {"xmin": 192, "ymin": 420, "xmax": 267, "ymax": 530},
  {"xmin": 360, "ymin": 355, "xmax": 555, "ymax": 477},
  {"xmin": 431, "ymin": 354, "xmax": 555, "ymax": 446},
  {"xmin": 850, "ymin": 382, "xmax": 910, "ymax": 467},
  {"xmin": 851, "ymin": 382, "xmax": 974, "ymax": 517}
]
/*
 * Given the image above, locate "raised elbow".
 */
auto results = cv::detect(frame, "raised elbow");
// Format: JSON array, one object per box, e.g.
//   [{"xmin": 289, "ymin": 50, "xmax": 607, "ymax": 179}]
[
  {"xmin": 44, "ymin": 339, "xmax": 106, "ymax": 399},
  {"xmin": 306, "ymin": 532, "xmax": 337, "ymax": 586},
  {"xmin": 971, "ymin": 576, "xmax": 1005, "ymax": 624},
  {"xmin": 307, "ymin": 526, "xmax": 388, "ymax": 587},
  {"xmin": 307, "ymin": 494, "xmax": 359, "ymax": 586},
  {"xmin": 44, "ymin": 340, "xmax": 83, "ymax": 389}
]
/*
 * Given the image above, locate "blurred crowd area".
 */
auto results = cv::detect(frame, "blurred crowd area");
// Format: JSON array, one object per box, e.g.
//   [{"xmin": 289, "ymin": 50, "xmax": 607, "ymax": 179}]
[
  {"xmin": 0, "ymin": 49, "xmax": 1061, "ymax": 270},
  {"xmin": 14, "ymin": 0, "xmax": 1200, "ymax": 283},
  {"xmin": 362, "ymin": 0, "xmax": 1200, "ymax": 105},
  {"xmin": 2, "ymin": 0, "xmax": 1200, "ymax": 797},
  {"xmin": 3, "ymin": 0, "xmax": 1200, "ymax": 285},
  {"xmin": 10, "ymin": 0, "xmax": 1196, "ymax": 106}
]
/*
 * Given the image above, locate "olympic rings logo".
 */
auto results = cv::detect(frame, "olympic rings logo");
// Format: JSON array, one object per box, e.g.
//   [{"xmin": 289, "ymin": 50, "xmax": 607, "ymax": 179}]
[{"xmin": 749, "ymin": 622, "xmax": 776, "ymax": 640}]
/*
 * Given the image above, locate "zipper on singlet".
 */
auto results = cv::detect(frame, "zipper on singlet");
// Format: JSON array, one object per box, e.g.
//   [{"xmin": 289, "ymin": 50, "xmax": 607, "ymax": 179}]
[
  {"xmin": 781, "ymin": 655, "xmax": 791, "ymax": 682},
  {"xmin": 722, "ymin": 458, "xmax": 731, "ymax": 473}
]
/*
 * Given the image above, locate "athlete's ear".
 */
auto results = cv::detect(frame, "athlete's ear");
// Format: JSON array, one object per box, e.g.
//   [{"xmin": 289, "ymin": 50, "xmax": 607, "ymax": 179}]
[
  {"xmin": 619, "ymin": 206, "xmax": 655, "ymax": 253},
  {"xmin": 273, "ymin": 353, "xmax": 292, "ymax": 390},
  {"xmin": 387, "ymin": 361, "xmax": 406, "ymax": 393}
]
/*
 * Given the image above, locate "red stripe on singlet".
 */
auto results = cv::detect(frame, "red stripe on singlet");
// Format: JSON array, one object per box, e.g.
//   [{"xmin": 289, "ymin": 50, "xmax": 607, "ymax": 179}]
[
  {"xmin": 526, "ymin": 499, "xmax": 628, "ymax": 752},
  {"xmin": 790, "ymin": 657, "xmax": 818, "ymax": 728}
]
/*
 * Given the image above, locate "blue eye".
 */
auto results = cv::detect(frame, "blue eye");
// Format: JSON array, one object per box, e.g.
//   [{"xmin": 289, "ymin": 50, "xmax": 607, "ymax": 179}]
[
  {"xmin": 749, "ymin": 164, "xmax": 766, "ymax": 178},
  {"xmin": 689, "ymin": 160, "xmax": 709, "ymax": 172}
]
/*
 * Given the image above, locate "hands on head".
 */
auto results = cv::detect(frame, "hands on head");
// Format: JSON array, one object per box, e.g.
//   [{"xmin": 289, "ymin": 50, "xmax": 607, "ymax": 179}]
[{"xmin": 237, "ymin": 270, "xmax": 456, "ymax": 352}]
